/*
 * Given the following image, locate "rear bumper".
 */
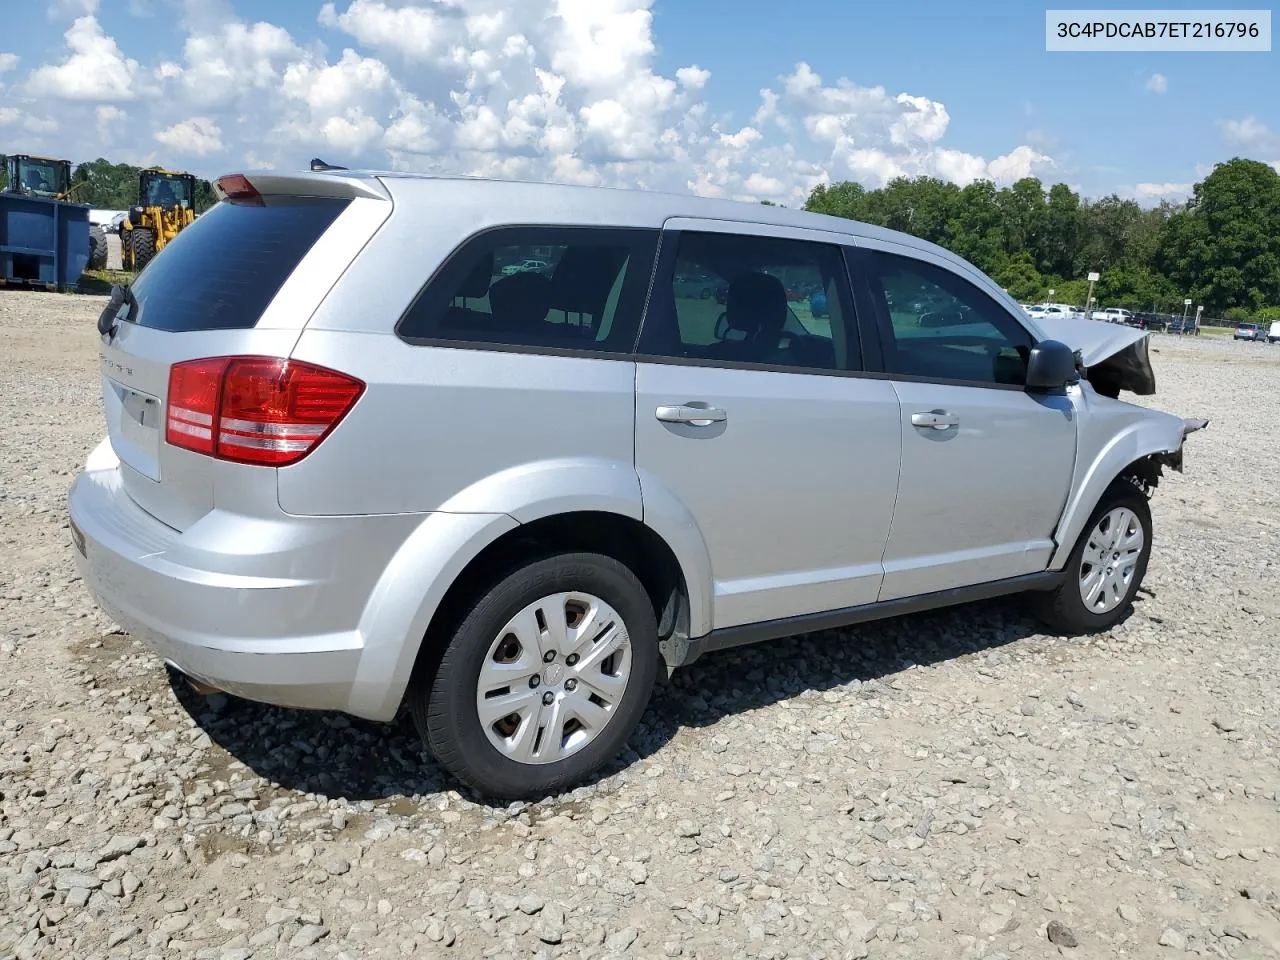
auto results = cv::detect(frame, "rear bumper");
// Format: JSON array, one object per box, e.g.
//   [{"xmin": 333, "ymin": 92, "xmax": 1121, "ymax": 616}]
[{"xmin": 67, "ymin": 444, "xmax": 421, "ymax": 718}]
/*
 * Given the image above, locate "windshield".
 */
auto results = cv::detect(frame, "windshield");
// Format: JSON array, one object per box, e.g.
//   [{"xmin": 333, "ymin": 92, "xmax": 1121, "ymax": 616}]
[
  {"xmin": 145, "ymin": 175, "xmax": 193, "ymax": 208},
  {"xmin": 16, "ymin": 159, "xmax": 67, "ymax": 198}
]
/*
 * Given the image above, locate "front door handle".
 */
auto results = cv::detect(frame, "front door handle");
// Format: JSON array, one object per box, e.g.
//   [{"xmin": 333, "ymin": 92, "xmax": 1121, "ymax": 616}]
[
  {"xmin": 656, "ymin": 404, "xmax": 727, "ymax": 425},
  {"xmin": 910, "ymin": 410, "xmax": 959, "ymax": 430}
]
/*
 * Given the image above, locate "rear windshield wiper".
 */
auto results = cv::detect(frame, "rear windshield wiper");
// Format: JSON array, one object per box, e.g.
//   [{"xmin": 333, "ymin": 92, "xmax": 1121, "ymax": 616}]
[{"xmin": 97, "ymin": 284, "xmax": 138, "ymax": 337}]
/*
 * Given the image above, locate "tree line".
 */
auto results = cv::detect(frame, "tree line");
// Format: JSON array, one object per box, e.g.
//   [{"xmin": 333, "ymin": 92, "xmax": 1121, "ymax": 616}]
[{"xmin": 804, "ymin": 157, "xmax": 1280, "ymax": 322}]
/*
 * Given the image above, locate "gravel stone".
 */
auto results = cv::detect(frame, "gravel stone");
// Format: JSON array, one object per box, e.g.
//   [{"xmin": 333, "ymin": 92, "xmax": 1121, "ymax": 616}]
[
  {"xmin": 290, "ymin": 924, "xmax": 329, "ymax": 948},
  {"xmin": 1159, "ymin": 928, "xmax": 1188, "ymax": 950},
  {"xmin": 1046, "ymin": 920, "xmax": 1079, "ymax": 948}
]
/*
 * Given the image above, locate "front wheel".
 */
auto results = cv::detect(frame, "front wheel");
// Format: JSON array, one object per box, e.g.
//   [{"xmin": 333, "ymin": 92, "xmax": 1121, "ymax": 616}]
[
  {"xmin": 412, "ymin": 552, "xmax": 659, "ymax": 800},
  {"xmin": 1030, "ymin": 480, "xmax": 1152, "ymax": 634},
  {"xmin": 130, "ymin": 227, "xmax": 157, "ymax": 272}
]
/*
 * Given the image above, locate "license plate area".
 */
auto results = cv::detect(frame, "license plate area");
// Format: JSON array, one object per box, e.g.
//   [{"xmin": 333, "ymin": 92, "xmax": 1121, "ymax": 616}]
[{"xmin": 107, "ymin": 378, "xmax": 162, "ymax": 481}]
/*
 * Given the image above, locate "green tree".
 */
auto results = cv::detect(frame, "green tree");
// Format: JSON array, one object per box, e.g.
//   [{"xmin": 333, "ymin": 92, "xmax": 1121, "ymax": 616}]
[
  {"xmin": 805, "ymin": 181, "xmax": 868, "ymax": 221},
  {"xmin": 1157, "ymin": 158, "xmax": 1280, "ymax": 312},
  {"xmin": 1039, "ymin": 184, "xmax": 1081, "ymax": 278},
  {"xmin": 991, "ymin": 250, "xmax": 1044, "ymax": 302},
  {"xmin": 946, "ymin": 180, "xmax": 1004, "ymax": 274}
]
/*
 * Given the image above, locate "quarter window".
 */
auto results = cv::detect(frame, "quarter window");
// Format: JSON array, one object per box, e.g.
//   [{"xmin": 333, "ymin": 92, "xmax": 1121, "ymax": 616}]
[
  {"xmin": 638, "ymin": 231, "xmax": 860, "ymax": 372},
  {"xmin": 864, "ymin": 251, "xmax": 1033, "ymax": 386},
  {"xmin": 397, "ymin": 228, "xmax": 658, "ymax": 352}
]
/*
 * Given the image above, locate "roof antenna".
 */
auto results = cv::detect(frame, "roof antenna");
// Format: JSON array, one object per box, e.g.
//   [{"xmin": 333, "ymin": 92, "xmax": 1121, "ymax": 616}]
[{"xmin": 310, "ymin": 157, "xmax": 348, "ymax": 172}]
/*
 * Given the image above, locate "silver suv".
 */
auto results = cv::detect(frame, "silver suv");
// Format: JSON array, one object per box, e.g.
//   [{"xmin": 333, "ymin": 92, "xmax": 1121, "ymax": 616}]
[{"xmin": 69, "ymin": 171, "xmax": 1206, "ymax": 799}]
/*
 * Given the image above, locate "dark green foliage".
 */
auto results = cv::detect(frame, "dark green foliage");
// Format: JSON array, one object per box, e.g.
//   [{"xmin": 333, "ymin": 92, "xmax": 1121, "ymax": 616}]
[{"xmin": 804, "ymin": 158, "xmax": 1280, "ymax": 315}]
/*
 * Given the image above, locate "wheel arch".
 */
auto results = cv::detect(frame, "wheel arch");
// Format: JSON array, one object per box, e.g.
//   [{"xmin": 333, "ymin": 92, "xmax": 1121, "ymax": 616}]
[
  {"xmin": 410, "ymin": 510, "xmax": 700, "ymax": 693},
  {"xmin": 345, "ymin": 481, "xmax": 716, "ymax": 721},
  {"xmin": 1049, "ymin": 412, "xmax": 1184, "ymax": 570}
]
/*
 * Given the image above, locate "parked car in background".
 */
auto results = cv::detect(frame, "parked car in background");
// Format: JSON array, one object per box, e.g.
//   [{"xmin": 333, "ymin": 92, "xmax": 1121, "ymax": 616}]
[
  {"xmin": 501, "ymin": 258, "xmax": 552, "ymax": 277},
  {"xmin": 1130, "ymin": 313, "xmax": 1168, "ymax": 332},
  {"xmin": 1234, "ymin": 322, "xmax": 1267, "ymax": 342},
  {"xmin": 1092, "ymin": 307, "xmax": 1134, "ymax": 325},
  {"xmin": 673, "ymin": 273, "xmax": 718, "ymax": 299},
  {"xmin": 1031, "ymin": 303, "xmax": 1086, "ymax": 321},
  {"xmin": 69, "ymin": 170, "xmax": 1207, "ymax": 799},
  {"xmin": 1269, "ymin": 321, "xmax": 1280, "ymax": 343}
]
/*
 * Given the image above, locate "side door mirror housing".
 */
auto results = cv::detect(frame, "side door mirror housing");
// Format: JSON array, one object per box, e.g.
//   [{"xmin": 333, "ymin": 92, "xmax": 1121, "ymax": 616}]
[{"xmin": 1025, "ymin": 339, "xmax": 1080, "ymax": 391}]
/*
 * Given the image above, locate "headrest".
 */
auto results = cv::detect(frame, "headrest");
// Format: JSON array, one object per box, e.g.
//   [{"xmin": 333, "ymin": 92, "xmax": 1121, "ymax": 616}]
[
  {"xmin": 456, "ymin": 251, "xmax": 495, "ymax": 299},
  {"xmin": 549, "ymin": 247, "xmax": 628, "ymax": 318},
  {"xmin": 488, "ymin": 271, "xmax": 551, "ymax": 331},
  {"xmin": 724, "ymin": 272, "xmax": 788, "ymax": 335}
]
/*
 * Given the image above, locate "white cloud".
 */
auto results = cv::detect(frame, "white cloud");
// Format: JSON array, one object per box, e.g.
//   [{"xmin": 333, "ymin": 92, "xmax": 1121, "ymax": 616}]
[
  {"xmin": 96, "ymin": 104, "xmax": 124, "ymax": 140},
  {"xmin": 168, "ymin": 21, "xmax": 301, "ymax": 108},
  {"xmin": 10, "ymin": 0, "xmax": 1066, "ymax": 206},
  {"xmin": 987, "ymin": 145, "xmax": 1052, "ymax": 182},
  {"xmin": 243, "ymin": 151, "xmax": 276, "ymax": 171},
  {"xmin": 25, "ymin": 16, "xmax": 141, "ymax": 102},
  {"xmin": 0, "ymin": 53, "xmax": 18, "ymax": 73},
  {"xmin": 1221, "ymin": 115, "xmax": 1275, "ymax": 149},
  {"xmin": 49, "ymin": 0, "xmax": 99, "ymax": 18},
  {"xmin": 154, "ymin": 117, "xmax": 224, "ymax": 155},
  {"xmin": 1135, "ymin": 181, "xmax": 1191, "ymax": 199},
  {"xmin": 319, "ymin": 0, "xmax": 450, "ymax": 60},
  {"xmin": 675, "ymin": 65, "xmax": 710, "ymax": 90},
  {"xmin": 0, "ymin": 108, "xmax": 59, "ymax": 135},
  {"xmin": 1145, "ymin": 73, "xmax": 1167, "ymax": 94}
]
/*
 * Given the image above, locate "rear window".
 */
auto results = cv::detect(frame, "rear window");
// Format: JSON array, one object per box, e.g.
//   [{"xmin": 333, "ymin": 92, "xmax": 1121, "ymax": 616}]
[{"xmin": 125, "ymin": 197, "xmax": 349, "ymax": 332}]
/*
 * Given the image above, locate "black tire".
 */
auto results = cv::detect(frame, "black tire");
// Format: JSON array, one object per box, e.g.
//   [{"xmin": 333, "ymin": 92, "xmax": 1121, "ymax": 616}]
[
  {"xmin": 87, "ymin": 226, "xmax": 108, "ymax": 270},
  {"xmin": 130, "ymin": 227, "xmax": 156, "ymax": 272},
  {"xmin": 1031, "ymin": 480, "xmax": 1152, "ymax": 634},
  {"xmin": 412, "ymin": 552, "xmax": 659, "ymax": 800}
]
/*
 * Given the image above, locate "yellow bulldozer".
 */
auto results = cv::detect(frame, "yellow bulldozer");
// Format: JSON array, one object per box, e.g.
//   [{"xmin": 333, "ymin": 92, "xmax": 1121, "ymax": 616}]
[{"xmin": 119, "ymin": 167, "xmax": 197, "ymax": 272}]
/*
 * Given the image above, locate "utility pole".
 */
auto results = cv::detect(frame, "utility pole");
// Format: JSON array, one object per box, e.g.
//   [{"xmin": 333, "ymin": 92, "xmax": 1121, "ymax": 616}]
[{"xmin": 1086, "ymin": 272, "xmax": 1099, "ymax": 318}]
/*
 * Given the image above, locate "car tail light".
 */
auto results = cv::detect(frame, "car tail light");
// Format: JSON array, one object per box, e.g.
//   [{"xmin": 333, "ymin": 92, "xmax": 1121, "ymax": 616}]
[{"xmin": 166, "ymin": 356, "xmax": 364, "ymax": 466}]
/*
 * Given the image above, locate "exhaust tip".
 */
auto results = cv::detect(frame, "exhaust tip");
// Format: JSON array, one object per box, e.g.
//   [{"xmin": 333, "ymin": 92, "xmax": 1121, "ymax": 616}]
[{"xmin": 164, "ymin": 659, "xmax": 224, "ymax": 696}]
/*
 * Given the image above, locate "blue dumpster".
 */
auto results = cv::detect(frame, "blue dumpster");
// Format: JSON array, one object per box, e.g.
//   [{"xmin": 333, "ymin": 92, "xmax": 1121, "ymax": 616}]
[{"xmin": 0, "ymin": 193, "xmax": 91, "ymax": 291}]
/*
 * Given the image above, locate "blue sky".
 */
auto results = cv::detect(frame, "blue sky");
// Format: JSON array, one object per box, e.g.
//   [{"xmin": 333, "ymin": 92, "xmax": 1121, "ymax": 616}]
[{"xmin": 1, "ymin": 0, "xmax": 1276, "ymax": 204}]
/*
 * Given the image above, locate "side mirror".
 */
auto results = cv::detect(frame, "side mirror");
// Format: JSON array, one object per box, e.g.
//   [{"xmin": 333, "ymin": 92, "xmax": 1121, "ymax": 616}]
[{"xmin": 1025, "ymin": 339, "xmax": 1080, "ymax": 391}]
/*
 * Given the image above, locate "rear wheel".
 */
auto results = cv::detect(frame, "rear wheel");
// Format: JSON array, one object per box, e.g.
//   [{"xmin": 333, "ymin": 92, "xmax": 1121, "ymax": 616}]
[
  {"xmin": 1031, "ymin": 480, "xmax": 1152, "ymax": 634},
  {"xmin": 87, "ymin": 226, "xmax": 108, "ymax": 270},
  {"xmin": 412, "ymin": 552, "xmax": 658, "ymax": 800},
  {"xmin": 130, "ymin": 227, "xmax": 156, "ymax": 272}
]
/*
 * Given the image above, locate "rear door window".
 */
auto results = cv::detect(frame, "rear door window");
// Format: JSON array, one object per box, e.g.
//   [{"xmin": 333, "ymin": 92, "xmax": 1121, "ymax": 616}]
[
  {"xmin": 396, "ymin": 227, "xmax": 659, "ymax": 354},
  {"xmin": 125, "ymin": 197, "xmax": 350, "ymax": 332},
  {"xmin": 637, "ymin": 230, "xmax": 860, "ymax": 372}
]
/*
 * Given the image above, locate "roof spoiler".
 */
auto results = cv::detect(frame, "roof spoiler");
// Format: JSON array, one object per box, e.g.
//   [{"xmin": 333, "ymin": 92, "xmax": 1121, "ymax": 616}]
[{"xmin": 212, "ymin": 170, "xmax": 390, "ymax": 203}]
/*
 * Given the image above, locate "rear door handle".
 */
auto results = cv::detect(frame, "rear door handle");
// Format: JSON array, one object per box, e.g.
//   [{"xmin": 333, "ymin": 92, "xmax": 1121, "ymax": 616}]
[
  {"xmin": 910, "ymin": 410, "xmax": 959, "ymax": 430},
  {"xmin": 656, "ymin": 404, "xmax": 727, "ymax": 425}
]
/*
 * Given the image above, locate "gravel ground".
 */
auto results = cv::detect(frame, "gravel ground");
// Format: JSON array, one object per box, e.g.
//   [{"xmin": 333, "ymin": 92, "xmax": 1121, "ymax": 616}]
[{"xmin": 1, "ymin": 290, "xmax": 1278, "ymax": 960}]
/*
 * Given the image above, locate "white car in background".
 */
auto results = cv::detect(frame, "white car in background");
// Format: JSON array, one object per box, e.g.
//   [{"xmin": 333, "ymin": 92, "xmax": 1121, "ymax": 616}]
[
  {"xmin": 1092, "ymin": 307, "xmax": 1133, "ymax": 325},
  {"xmin": 1027, "ymin": 303, "xmax": 1085, "ymax": 321}
]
